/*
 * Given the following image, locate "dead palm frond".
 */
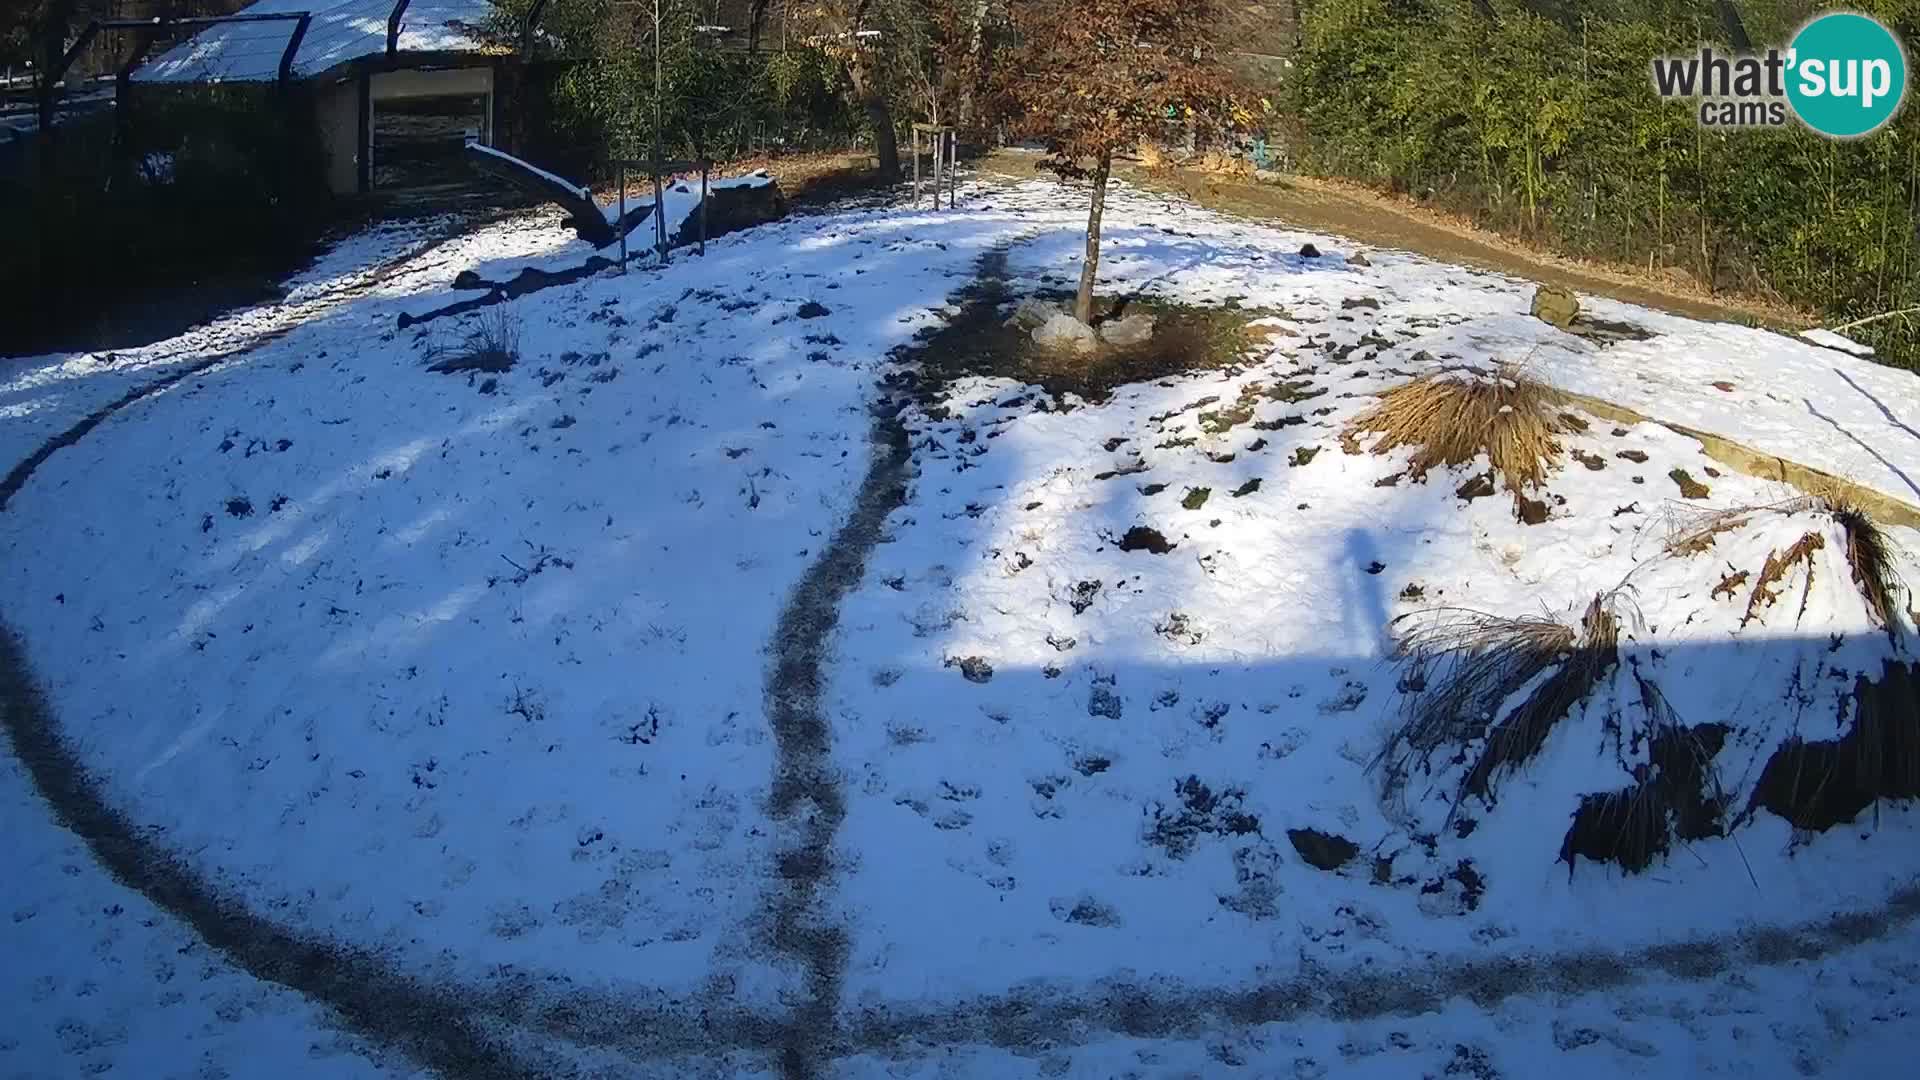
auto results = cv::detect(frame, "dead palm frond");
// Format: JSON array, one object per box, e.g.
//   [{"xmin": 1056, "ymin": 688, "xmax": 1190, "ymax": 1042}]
[
  {"xmin": 1341, "ymin": 366, "xmax": 1574, "ymax": 492},
  {"xmin": 1672, "ymin": 493, "xmax": 1908, "ymax": 634}
]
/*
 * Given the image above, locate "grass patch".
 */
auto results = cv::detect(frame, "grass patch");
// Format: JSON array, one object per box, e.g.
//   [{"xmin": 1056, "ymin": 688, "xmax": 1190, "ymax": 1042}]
[
  {"xmin": 425, "ymin": 307, "xmax": 519, "ymax": 375},
  {"xmin": 1340, "ymin": 366, "xmax": 1573, "ymax": 492}
]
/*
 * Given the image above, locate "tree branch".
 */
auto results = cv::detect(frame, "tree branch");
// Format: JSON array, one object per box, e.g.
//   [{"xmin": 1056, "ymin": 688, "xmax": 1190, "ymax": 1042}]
[{"xmin": 1829, "ymin": 307, "xmax": 1920, "ymax": 334}]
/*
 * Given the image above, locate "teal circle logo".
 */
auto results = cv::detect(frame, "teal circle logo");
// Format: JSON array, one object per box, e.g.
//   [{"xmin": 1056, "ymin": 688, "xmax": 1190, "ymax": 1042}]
[{"xmin": 1786, "ymin": 12, "xmax": 1908, "ymax": 138}]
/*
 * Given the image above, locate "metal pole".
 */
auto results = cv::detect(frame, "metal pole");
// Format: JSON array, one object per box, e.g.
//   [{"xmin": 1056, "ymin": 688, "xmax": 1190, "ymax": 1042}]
[
  {"xmin": 618, "ymin": 161, "xmax": 627, "ymax": 271},
  {"xmin": 699, "ymin": 157, "xmax": 708, "ymax": 257},
  {"xmin": 948, "ymin": 130, "xmax": 957, "ymax": 208},
  {"xmin": 653, "ymin": 164, "xmax": 666, "ymax": 263},
  {"xmin": 653, "ymin": 0, "xmax": 666, "ymax": 264},
  {"xmin": 912, "ymin": 127, "xmax": 920, "ymax": 207}
]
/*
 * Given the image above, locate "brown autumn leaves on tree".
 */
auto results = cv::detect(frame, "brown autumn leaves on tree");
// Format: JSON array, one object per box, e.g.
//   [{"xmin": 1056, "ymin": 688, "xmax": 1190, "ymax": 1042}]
[{"xmin": 997, "ymin": 0, "xmax": 1247, "ymax": 325}]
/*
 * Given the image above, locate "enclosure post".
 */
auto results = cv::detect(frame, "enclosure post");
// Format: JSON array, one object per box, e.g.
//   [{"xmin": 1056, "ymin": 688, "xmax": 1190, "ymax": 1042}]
[
  {"xmin": 948, "ymin": 130, "xmax": 957, "ymax": 208},
  {"xmin": 618, "ymin": 161, "xmax": 627, "ymax": 272},
  {"xmin": 356, "ymin": 71, "xmax": 371, "ymax": 193},
  {"xmin": 652, "ymin": 164, "xmax": 667, "ymax": 264},
  {"xmin": 912, "ymin": 127, "xmax": 920, "ymax": 207},
  {"xmin": 699, "ymin": 159, "xmax": 708, "ymax": 257},
  {"xmin": 279, "ymin": 13, "xmax": 311, "ymax": 83}
]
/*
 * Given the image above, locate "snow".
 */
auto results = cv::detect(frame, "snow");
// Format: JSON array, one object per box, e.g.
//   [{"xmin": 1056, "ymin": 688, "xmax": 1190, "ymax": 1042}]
[
  {"xmin": 1802, "ymin": 326, "xmax": 1877, "ymax": 356},
  {"xmin": 4, "ymin": 176, "xmax": 1918, "ymax": 1076},
  {"xmin": 133, "ymin": 0, "xmax": 496, "ymax": 84}
]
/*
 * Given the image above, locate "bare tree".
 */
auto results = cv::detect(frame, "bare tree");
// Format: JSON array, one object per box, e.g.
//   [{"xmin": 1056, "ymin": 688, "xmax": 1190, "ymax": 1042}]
[{"xmin": 997, "ymin": 0, "xmax": 1245, "ymax": 324}]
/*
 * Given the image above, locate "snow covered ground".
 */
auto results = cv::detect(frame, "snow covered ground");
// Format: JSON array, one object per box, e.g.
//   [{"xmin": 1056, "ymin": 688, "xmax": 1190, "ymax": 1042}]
[{"xmin": 2, "ymin": 176, "xmax": 1917, "ymax": 1078}]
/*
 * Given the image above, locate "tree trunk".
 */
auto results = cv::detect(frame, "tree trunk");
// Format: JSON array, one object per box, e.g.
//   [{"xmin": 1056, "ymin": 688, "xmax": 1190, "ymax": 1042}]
[
  {"xmin": 1075, "ymin": 150, "xmax": 1112, "ymax": 325},
  {"xmin": 958, "ymin": 0, "xmax": 992, "ymax": 129},
  {"xmin": 847, "ymin": 56, "xmax": 900, "ymax": 180},
  {"xmin": 1712, "ymin": 1, "xmax": 1752, "ymax": 51}
]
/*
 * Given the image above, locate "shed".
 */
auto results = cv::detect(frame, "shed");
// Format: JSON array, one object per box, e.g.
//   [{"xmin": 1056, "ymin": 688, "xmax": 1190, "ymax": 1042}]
[{"xmin": 133, "ymin": 0, "xmax": 510, "ymax": 195}]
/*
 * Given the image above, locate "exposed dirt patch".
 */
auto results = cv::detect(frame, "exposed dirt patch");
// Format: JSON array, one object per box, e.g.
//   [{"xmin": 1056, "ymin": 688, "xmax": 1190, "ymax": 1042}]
[
  {"xmin": 901, "ymin": 248, "xmax": 1271, "ymax": 405},
  {"xmin": 1115, "ymin": 526, "xmax": 1176, "ymax": 554},
  {"xmin": 1287, "ymin": 828, "xmax": 1359, "ymax": 871},
  {"xmin": 1145, "ymin": 776, "xmax": 1262, "ymax": 859}
]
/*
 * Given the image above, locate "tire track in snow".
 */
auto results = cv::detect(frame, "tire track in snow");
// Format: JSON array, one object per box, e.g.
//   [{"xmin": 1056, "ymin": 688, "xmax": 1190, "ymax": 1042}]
[{"xmin": 761, "ymin": 391, "xmax": 914, "ymax": 1078}]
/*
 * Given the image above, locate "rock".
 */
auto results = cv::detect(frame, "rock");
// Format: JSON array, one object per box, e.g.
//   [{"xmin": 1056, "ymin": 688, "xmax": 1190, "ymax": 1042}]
[
  {"xmin": 1253, "ymin": 168, "xmax": 1285, "ymax": 184},
  {"xmin": 1530, "ymin": 285, "xmax": 1580, "ymax": 330},
  {"xmin": 955, "ymin": 656, "xmax": 994, "ymax": 683},
  {"xmin": 1287, "ymin": 827, "xmax": 1359, "ymax": 871},
  {"xmin": 666, "ymin": 178, "xmax": 790, "ymax": 249},
  {"xmin": 1298, "ymin": 243, "xmax": 1322, "ymax": 259},
  {"xmin": 1033, "ymin": 312, "xmax": 1097, "ymax": 354},
  {"xmin": 452, "ymin": 269, "xmax": 487, "ymax": 290},
  {"xmin": 1347, "ymin": 251, "xmax": 1371, "ymax": 267},
  {"xmin": 1006, "ymin": 297, "xmax": 1061, "ymax": 330},
  {"xmin": 1099, "ymin": 312, "xmax": 1156, "ymax": 346}
]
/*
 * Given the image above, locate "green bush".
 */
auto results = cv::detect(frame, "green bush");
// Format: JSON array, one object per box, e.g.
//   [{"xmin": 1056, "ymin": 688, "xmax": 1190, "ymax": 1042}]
[{"xmin": 1285, "ymin": 0, "xmax": 1920, "ymax": 368}]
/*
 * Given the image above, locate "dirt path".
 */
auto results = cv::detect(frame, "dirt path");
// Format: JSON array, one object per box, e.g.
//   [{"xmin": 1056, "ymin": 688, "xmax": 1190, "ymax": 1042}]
[
  {"xmin": 978, "ymin": 151, "xmax": 1806, "ymax": 330},
  {"xmin": 762, "ymin": 391, "xmax": 914, "ymax": 1079}
]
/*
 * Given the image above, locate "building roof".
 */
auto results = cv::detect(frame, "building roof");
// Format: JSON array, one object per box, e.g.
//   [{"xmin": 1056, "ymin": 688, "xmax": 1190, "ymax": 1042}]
[{"xmin": 133, "ymin": 0, "xmax": 499, "ymax": 84}]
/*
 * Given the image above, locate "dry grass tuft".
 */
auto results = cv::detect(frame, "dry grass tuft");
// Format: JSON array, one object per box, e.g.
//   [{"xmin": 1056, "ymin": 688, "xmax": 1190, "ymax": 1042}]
[
  {"xmin": 425, "ymin": 306, "xmax": 520, "ymax": 375},
  {"xmin": 1197, "ymin": 149, "xmax": 1253, "ymax": 177},
  {"xmin": 1380, "ymin": 594, "xmax": 1622, "ymax": 817},
  {"xmin": 1459, "ymin": 595, "xmax": 1621, "ymax": 803},
  {"xmin": 1661, "ymin": 506, "xmax": 1753, "ymax": 556},
  {"xmin": 1137, "ymin": 140, "xmax": 1168, "ymax": 170},
  {"xmin": 1341, "ymin": 367, "xmax": 1573, "ymax": 492},
  {"xmin": 1827, "ymin": 499, "xmax": 1906, "ymax": 632}
]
